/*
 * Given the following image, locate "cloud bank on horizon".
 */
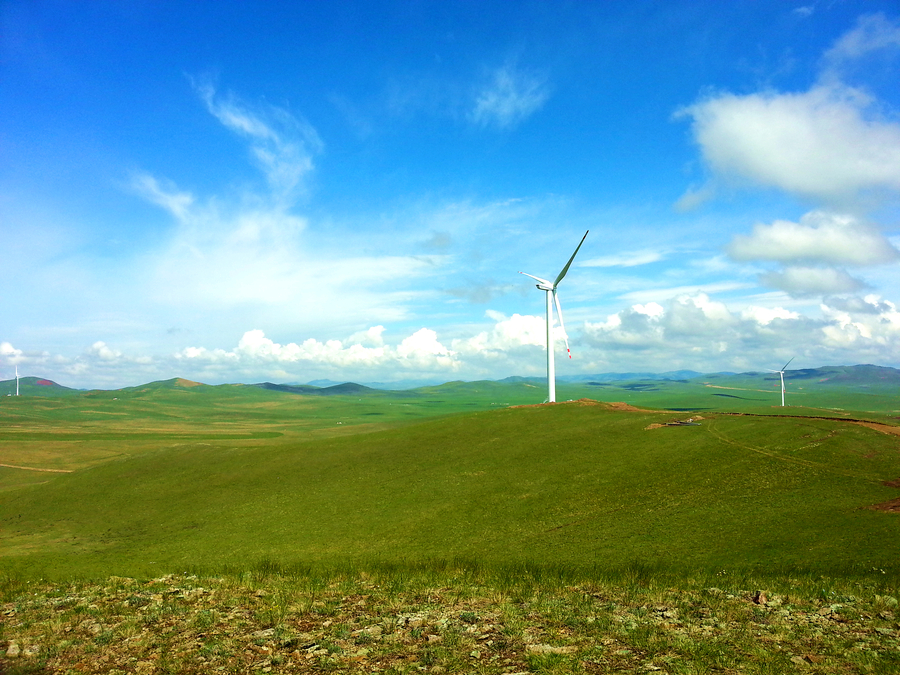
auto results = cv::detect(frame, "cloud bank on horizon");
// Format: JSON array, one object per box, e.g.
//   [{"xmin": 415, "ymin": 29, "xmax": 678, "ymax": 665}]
[{"xmin": 1, "ymin": 2, "xmax": 899, "ymax": 388}]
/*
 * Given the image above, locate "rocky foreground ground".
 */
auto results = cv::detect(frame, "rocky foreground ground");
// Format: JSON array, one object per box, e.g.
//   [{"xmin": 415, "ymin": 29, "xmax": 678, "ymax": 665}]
[{"xmin": 2, "ymin": 571, "xmax": 899, "ymax": 674}]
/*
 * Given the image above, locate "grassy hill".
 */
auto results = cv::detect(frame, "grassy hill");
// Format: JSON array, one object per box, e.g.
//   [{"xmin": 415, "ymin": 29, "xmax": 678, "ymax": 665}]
[
  {"xmin": 2, "ymin": 393, "xmax": 899, "ymax": 580},
  {"xmin": 3, "ymin": 373, "xmax": 900, "ymax": 673}
]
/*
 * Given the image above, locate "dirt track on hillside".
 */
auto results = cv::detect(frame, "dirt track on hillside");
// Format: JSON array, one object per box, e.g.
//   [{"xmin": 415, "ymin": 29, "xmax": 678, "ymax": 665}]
[{"xmin": 0, "ymin": 463, "xmax": 73, "ymax": 473}]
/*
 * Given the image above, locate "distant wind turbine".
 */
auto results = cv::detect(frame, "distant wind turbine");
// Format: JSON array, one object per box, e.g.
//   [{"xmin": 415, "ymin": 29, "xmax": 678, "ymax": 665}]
[
  {"xmin": 519, "ymin": 230, "xmax": 589, "ymax": 403},
  {"xmin": 15, "ymin": 365, "xmax": 19, "ymax": 396},
  {"xmin": 768, "ymin": 357, "xmax": 794, "ymax": 407}
]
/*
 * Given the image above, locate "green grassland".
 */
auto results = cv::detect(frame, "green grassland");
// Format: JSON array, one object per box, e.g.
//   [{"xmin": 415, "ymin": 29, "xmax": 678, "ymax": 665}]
[
  {"xmin": 2, "ymin": 373, "xmax": 900, "ymax": 673},
  {"xmin": 1, "ymin": 373, "xmax": 899, "ymax": 581}
]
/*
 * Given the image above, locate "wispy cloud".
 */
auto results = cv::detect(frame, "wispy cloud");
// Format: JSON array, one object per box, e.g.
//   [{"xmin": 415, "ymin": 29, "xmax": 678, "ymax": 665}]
[
  {"xmin": 470, "ymin": 62, "xmax": 551, "ymax": 129},
  {"xmin": 822, "ymin": 13, "xmax": 900, "ymax": 69},
  {"xmin": 193, "ymin": 79, "xmax": 323, "ymax": 201},
  {"xmin": 582, "ymin": 250, "xmax": 665, "ymax": 268}
]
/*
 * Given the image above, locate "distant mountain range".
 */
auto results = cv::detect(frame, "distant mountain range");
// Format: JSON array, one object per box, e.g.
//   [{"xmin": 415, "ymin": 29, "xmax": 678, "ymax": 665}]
[{"xmin": 1, "ymin": 364, "xmax": 898, "ymax": 397}]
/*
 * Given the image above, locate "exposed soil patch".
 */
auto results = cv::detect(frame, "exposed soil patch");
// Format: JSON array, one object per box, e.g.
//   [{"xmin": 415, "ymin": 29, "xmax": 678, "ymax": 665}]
[
  {"xmin": 855, "ymin": 421, "xmax": 900, "ymax": 437},
  {"xmin": 870, "ymin": 497, "xmax": 900, "ymax": 513},
  {"xmin": 870, "ymin": 477, "xmax": 900, "ymax": 512}
]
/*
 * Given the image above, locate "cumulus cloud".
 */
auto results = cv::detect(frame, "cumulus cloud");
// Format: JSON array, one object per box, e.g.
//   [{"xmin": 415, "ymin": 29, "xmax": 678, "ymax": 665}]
[
  {"xmin": 177, "ymin": 328, "xmax": 458, "ymax": 375},
  {"xmin": 453, "ymin": 311, "xmax": 547, "ymax": 355},
  {"xmin": 741, "ymin": 306, "xmax": 800, "ymax": 325},
  {"xmin": 677, "ymin": 83, "xmax": 900, "ymax": 203},
  {"xmin": 727, "ymin": 211, "xmax": 899, "ymax": 265},
  {"xmin": 470, "ymin": 62, "xmax": 550, "ymax": 129},
  {"xmin": 725, "ymin": 211, "xmax": 897, "ymax": 297},
  {"xmin": 88, "ymin": 341, "xmax": 122, "ymax": 361},
  {"xmin": 0, "ymin": 342, "xmax": 25, "ymax": 366},
  {"xmin": 760, "ymin": 266, "xmax": 866, "ymax": 296},
  {"xmin": 676, "ymin": 15, "xmax": 900, "ymax": 207},
  {"xmin": 584, "ymin": 292, "xmax": 900, "ymax": 371}
]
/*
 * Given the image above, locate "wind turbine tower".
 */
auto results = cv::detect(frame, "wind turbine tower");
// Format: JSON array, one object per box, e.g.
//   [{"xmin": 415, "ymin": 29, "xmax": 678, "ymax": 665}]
[
  {"xmin": 770, "ymin": 357, "xmax": 794, "ymax": 407},
  {"xmin": 15, "ymin": 365, "xmax": 19, "ymax": 396},
  {"xmin": 519, "ymin": 231, "xmax": 589, "ymax": 403}
]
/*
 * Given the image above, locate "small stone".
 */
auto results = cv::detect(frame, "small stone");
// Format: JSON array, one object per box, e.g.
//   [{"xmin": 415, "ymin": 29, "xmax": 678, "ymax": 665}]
[
  {"xmin": 790, "ymin": 655, "xmax": 808, "ymax": 666},
  {"xmin": 527, "ymin": 643, "xmax": 577, "ymax": 655},
  {"xmin": 427, "ymin": 634, "xmax": 442, "ymax": 643},
  {"xmin": 6, "ymin": 642, "xmax": 20, "ymax": 658}
]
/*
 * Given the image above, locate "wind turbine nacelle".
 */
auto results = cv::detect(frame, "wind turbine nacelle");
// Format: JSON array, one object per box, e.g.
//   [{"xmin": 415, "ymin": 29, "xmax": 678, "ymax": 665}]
[{"xmin": 535, "ymin": 283, "xmax": 554, "ymax": 291}]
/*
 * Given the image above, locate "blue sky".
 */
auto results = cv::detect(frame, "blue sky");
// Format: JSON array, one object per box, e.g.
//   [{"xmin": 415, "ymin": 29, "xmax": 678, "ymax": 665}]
[{"xmin": 2, "ymin": 1, "xmax": 900, "ymax": 388}]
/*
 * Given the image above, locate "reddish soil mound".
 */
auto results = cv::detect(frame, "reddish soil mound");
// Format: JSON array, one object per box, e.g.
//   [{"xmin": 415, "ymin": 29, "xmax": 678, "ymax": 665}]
[{"xmin": 36, "ymin": 379, "xmax": 54, "ymax": 386}]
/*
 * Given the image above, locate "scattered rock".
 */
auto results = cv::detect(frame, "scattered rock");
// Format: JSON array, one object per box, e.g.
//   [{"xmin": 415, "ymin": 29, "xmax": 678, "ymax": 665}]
[{"xmin": 6, "ymin": 642, "xmax": 20, "ymax": 658}]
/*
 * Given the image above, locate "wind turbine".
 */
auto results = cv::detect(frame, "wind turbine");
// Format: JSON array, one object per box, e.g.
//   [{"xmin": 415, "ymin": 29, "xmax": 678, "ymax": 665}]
[
  {"xmin": 519, "ymin": 230, "xmax": 589, "ymax": 403},
  {"xmin": 769, "ymin": 357, "xmax": 794, "ymax": 407}
]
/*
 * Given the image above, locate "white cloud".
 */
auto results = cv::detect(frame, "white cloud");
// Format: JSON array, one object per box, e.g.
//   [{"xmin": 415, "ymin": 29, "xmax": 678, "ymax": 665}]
[
  {"xmin": 822, "ymin": 13, "xmax": 900, "ymax": 67},
  {"xmin": 194, "ymin": 81, "xmax": 323, "ymax": 200},
  {"xmin": 470, "ymin": 62, "xmax": 550, "ymax": 129},
  {"xmin": 582, "ymin": 250, "xmax": 664, "ymax": 268},
  {"xmin": 741, "ymin": 306, "xmax": 800, "ymax": 325},
  {"xmin": 677, "ymin": 83, "xmax": 900, "ymax": 202},
  {"xmin": 727, "ymin": 211, "xmax": 899, "ymax": 265},
  {"xmin": 130, "ymin": 174, "xmax": 195, "ymax": 222},
  {"xmin": 88, "ymin": 341, "xmax": 122, "ymax": 361},
  {"xmin": 177, "ymin": 328, "xmax": 458, "ymax": 374},
  {"xmin": 583, "ymin": 292, "xmax": 900, "ymax": 371},
  {"xmin": 0, "ymin": 342, "xmax": 24, "ymax": 365},
  {"xmin": 453, "ymin": 311, "xmax": 547, "ymax": 355},
  {"xmin": 760, "ymin": 266, "xmax": 866, "ymax": 296},
  {"xmin": 618, "ymin": 281, "xmax": 753, "ymax": 304}
]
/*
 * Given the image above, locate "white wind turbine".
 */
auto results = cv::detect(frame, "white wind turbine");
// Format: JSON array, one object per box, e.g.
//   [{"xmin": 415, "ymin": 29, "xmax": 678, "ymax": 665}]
[
  {"xmin": 519, "ymin": 230, "xmax": 589, "ymax": 403},
  {"xmin": 15, "ymin": 365, "xmax": 19, "ymax": 396},
  {"xmin": 769, "ymin": 357, "xmax": 794, "ymax": 407}
]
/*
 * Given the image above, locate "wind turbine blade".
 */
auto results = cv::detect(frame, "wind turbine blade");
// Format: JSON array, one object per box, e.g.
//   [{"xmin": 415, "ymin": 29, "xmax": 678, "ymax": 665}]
[
  {"xmin": 781, "ymin": 356, "xmax": 794, "ymax": 371},
  {"xmin": 553, "ymin": 230, "xmax": 589, "ymax": 287},
  {"xmin": 553, "ymin": 291, "xmax": 572, "ymax": 358},
  {"xmin": 519, "ymin": 271, "xmax": 552, "ymax": 286}
]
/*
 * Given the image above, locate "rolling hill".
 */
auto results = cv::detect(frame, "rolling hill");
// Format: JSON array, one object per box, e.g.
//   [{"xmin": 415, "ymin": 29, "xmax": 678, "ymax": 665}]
[{"xmin": 2, "ymin": 392, "xmax": 899, "ymax": 580}]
